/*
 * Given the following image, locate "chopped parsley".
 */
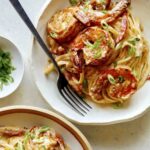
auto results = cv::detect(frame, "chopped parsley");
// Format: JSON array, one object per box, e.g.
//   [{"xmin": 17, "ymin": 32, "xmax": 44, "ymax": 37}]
[
  {"xmin": 113, "ymin": 61, "xmax": 118, "ymax": 68},
  {"xmin": 92, "ymin": 40, "xmax": 101, "ymax": 50},
  {"xmin": 101, "ymin": 10, "xmax": 108, "ymax": 14},
  {"xmin": 98, "ymin": 0, "xmax": 106, "ymax": 6},
  {"xmin": 69, "ymin": 0, "xmax": 79, "ymax": 6},
  {"xmin": 42, "ymin": 146, "xmax": 47, "ymax": 150},
  {"xmin": 15, "ymin": 142, "xmax": 24, "ymax": 150},
  {"xmin": 85, "ymin": 40, "xmax": 102, "ymax": 59},
  {"xmin": 112, "ymin": 102, "xmax": 123, "ymax": 109},
  {"xmin": 128, "ymin": 37, "xmax": 140, "ymax": 46},
  {"xmin": 82, "ymin": 79, "xmax": 88, "ymax": 89},
  {"xmin": 83, "ymin": 1, "xmax": 91, "ymax": 12},
  {"xmin": 50, "ymin": 32, "xmax": 58, "ymax": 38},
  {"xmin": 0, "ymin": 49, "xmax": 15, "ymax": 90},
  {"xmin": 39, "ymin": 126, "xmax": 50, "ymax": 133},
  {"xmin": 85, "ymin": 40, "xmax": 101, "ymax": 50},
  {"xmin": 132, "ymin": 69, "xmax": 138, "ymax": 78},
  {"xmin": 118, "ymin": 76, "xmax": 125, "ymax": 83},
  {"xmin": 94, "ymin": 50, "xmax": 102, "ymax": 58},
  {"xmin": 101, "ymin": 21, "xmax": 109, "ymax": 29},
  {"xmin": 107, "ymin": 74, "xmax": 116, "ymax": 84},
  {"xmin": 128, "ymin": 46, "xmax": 136, "ymax": 56}
]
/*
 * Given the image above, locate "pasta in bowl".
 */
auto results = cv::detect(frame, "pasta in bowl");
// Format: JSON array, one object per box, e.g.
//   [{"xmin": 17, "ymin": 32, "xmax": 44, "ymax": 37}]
[
  {"xmin": 0, "ymin": 126, "xmax": 70, "ymax": 150},
  {"xmin": 45, "ymin": 0, "xmax": 150, "ymax": 105}
]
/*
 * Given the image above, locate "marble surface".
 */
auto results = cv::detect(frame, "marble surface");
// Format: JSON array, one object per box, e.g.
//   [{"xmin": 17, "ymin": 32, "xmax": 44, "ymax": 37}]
[{"xmin": 0, "ymin": 0, "xmax": 150, "ymax": 149}]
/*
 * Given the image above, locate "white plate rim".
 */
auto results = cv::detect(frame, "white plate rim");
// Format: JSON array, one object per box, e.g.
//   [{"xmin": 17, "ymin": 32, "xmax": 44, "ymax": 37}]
[{"xmin": 30, "ymin": 0, "xmax": 150, "ymax": 125}]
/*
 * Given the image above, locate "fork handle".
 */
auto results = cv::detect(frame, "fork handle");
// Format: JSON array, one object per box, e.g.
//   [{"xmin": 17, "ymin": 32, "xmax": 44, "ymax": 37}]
[{"xmin": 9, "ymin": 0, "xmax": 61, "ymax": 74}]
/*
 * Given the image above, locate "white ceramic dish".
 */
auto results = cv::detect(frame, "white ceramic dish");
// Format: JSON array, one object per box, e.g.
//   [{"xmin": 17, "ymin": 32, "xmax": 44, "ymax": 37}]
[
  {"xmin": 0, "ymin": 106, "xmax": 92, "ymax": 150},
  {"xmin": 31, "ymin": 0, "xmax": 150, "ymax": 125},
  {"xmin": 0, "ymin": 36, "xmax": 24, "ymax": 98}
]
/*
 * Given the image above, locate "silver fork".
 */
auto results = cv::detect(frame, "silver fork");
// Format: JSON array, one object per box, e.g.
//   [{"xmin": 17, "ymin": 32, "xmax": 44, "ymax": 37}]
[{"xmin": 9, "ymin": 0, "xmax": 92, "ymax": 116}]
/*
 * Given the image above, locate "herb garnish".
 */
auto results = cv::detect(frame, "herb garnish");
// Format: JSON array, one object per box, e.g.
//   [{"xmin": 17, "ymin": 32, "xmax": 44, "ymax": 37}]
[
  {"xmin": 112, "ymin": 102, "xmax": 123, "ymax": 109},
  {"xmin": 85, "ymin": 40, "xmax": 101, "ymax": 50},
  {"xmin": 128, "ymin": 46, "xmax": 136, "ymax": 56},
  {"xmin": 128, "ymin": 37, "xmax": 140, "ymax": 46},
  {"xmin": 69, "ymin": 0, "xmax": 80, "ymax": 6},
  {"xmin": 50, "ymin": 32, "xmax": 58, "ymax": 38},
  {"xmin": 118, "ymin": 76, "xmax": 125, "ymax": 83},
  {"xmin": 107, "ymin": 74, "xmax": 116, "ymax": 84},
  {"xmin": 94, "ymin": 50, "xmax": 102, "ymax": 58},
  {"xmin": 85, "ymin": 40, "xmax": 102, "ymax": 58},
  {"xmin": 113, "ymin": 61, "xmax": 118, "ymax": 68},
  {"xmin": 39, "ymin": 126, "xmax": 50, "ymax": 133},
  {"xmin": 82, "ymin": 79, "xmax": 88, "ymax": 89},
  {"xmin": 0, "ymin": 49, "xmax": 15, "ymax": 90}
]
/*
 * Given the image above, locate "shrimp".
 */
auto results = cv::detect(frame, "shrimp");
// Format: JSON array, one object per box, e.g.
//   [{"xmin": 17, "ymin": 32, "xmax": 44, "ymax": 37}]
[
  {"xmin": 75, "ymin": 0, "xmax": 131, "ymax": 26},
  {"xmin": 89, "ymin": 67, "xmax": 137, "ymax": 101},
  {"xmin": 47, "ymin": 7, "xmax": 84, "ymax": 43},
  {"xmin": 70, "ymin": 26, "xmax": 115, "ymax": 65}
]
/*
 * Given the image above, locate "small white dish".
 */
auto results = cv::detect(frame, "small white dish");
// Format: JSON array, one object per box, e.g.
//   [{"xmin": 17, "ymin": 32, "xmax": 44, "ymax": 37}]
[
  {"xmin": 0, "ymin": 36, "xmax": 24, "ymax": 98},
  {"xmin": 31, "ymin": 0, "xmax": 150, "ymax": 125},
  {"xmin": 0, "ymin": 106, "xmax": 92, "ymax": 150}
]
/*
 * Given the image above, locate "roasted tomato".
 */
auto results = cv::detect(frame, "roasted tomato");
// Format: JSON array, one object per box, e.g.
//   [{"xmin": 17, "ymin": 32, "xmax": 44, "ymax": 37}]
[
  {"xmin": 75, "ymin": 0, "xmax": 130, "ymax": 26},
  {"xmin": 47, "ymin": 7, "xmax": 84, "ymax": 43},
  {"xmin": 89, "ymin": 68, "xmax": 137, "ymax": 101},
  {"xmin": 70, "ymin": 27, "xmax": 115, "ymax": 65}
]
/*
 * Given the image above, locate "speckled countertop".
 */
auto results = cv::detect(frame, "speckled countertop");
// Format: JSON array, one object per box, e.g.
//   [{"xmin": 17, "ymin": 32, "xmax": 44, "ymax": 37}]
[{"xmin": 0, "ymin": 0, "xmax": 150, "ymax": 150}]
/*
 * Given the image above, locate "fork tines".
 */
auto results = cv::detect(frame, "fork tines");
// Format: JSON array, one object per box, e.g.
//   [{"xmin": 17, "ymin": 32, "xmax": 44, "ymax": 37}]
[{"xmin": 60, "ymin": 85, "xmax": 92, "ymax": 116}]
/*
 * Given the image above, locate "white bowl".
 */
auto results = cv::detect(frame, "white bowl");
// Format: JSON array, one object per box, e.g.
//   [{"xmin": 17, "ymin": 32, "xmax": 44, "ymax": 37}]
[
  {"xmin": 0, "ymin": 36, "xmax": 24, "ymax": 98},
  {"xmin": 0, "ymin": 106, "xmax": 92, "ymax": 150},
  {"xmin": 31, "ymin": 0, "xmax": 150, "ymax": 125}
]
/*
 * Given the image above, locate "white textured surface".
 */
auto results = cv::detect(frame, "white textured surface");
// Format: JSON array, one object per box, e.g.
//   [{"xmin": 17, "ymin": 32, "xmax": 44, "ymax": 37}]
[{"xmin": 0, "ymin": 0, "xmax": 150, "ymax": 149}]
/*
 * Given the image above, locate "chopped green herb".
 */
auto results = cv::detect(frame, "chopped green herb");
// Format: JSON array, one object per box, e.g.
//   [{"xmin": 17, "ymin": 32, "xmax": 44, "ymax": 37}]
[
  {"xmin": 132, "ymin": 69, "xmax": 138, "ymax": 78},
  {"xmin": 113, "ymin": 61, "xmax": 118, "ymax": 68},
  {"xmin": 99, "ymin": 0, "xmax": 106, "ymax": 4},
  {"xmin": 101, "ymin": 10, "xmax": 108, "ymax": 14},
  {"xmin": 112, "ymin": 102, "xmax": 123, "ymax": 109},
  {"xmin": 115, "ymin": 43, "xmax": 123, "ymax": 51},
  {"xmin": 107, "ymin": 74, "xmax": 116, "ymax": 84},
  {"xmin": 82, "ymin": 79, "xmax": 88, "ymax": 89},
  {"xmin": 128, "ymin": 37, "xmax": 140, "ymax": 46},
  {"xmin": 85, "ymin": 41, "xmax": 94, "ymax": 49},
  {"xmin": 15, "ymin": 142, "xmax": 24, "ymax": 150},
  {"xmin": 23, "ymin": 132, "xmax": 31, "ymax": 145},
  {"xmin": 94, "ymin": 49, "xmax": 102, "ymax": 58},
  {"xmin": 118, "ymin": 76, "xmax": 125, "ymax": 83},
  {"xmin": 128, "ymin": 46, "xmax": 136, "ymax": 56},
  {"xmin": 39, "ymin": 126, "xmax": 50, "ymax": 133},
  {"xmin": 82, "ymin": 1, "xmax": 91, "ymax": 12},
  {"xmin": 85, "ymin": 40, "xmax": 101, "ymax": 50},
  {"xmin": 69, "ymin": 0, "xmax": 79, "ymax": 6},
  {"xmin": 92, "ymin": 40, "xmax": 101, "ymax": 49},
  {"xmin": 42, "ymin": 146, "xmax": 47, "ymax": 150},
  {"xmin": 50, "ymin": 32, "xmax": 58, "ymax": 38},
  {"xmin": 0, "ymin": 49, "xmax": 15, "ymax": 90},
  {"xmin": 101, "ymin": 21, "xmax": 109, "ymax": 29}
]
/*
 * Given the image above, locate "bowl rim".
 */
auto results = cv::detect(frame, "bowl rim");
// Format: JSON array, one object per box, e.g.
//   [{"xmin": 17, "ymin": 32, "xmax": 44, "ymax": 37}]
[
  {"xmin": 0, "ymin": 105, "xmax": 92, "ymax": 150},
  {"xmin": 0, "ymin": 36, "xmax": 24, "ymax": 98}
]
